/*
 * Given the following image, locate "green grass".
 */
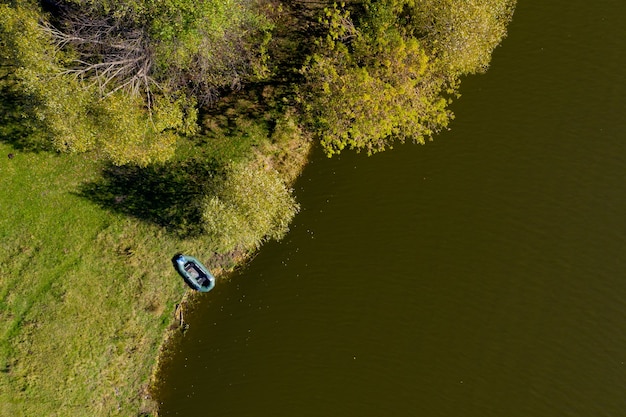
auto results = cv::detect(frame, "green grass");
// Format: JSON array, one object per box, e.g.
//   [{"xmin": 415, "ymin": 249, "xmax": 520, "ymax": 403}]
[
  {"xmin": 0, "ymin": 5, "xmax": 311, "ymax": 413},
  {"xmin": 0, "ymin": 144, "xmax": 230, "ymax": 416}
]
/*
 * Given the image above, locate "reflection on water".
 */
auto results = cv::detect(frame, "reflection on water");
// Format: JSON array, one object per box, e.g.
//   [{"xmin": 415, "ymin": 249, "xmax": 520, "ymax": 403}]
[{"xmin": 156, "ymin": 1, "xmax": 626, "ymax": 416}]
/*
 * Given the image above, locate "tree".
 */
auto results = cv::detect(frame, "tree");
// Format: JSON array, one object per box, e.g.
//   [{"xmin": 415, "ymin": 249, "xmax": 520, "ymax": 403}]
[
  {"xmin": 46, "ymin": 0, "xmax": 273, "ymax": 105},
  {"xmin": 300, "ymin": 3, "xmax": 452, "ymax": 156},
  {"xmin": 1, "ymin": 0, "xmax": 273, "ymax": 165},
  {"xmin": 0, "ymin": 2, "xmax": 58, "ymax": 150},
  {"xmin": 1, "ymin": 2, "xmax": 199, "ymax": 165},
  {"xmin": 299, "ymin": 0, "xmax": 516, "ymax": 156}
]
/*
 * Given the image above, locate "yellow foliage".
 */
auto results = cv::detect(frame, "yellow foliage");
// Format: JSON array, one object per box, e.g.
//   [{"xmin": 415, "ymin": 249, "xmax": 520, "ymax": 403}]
[
  {"xmin": 301, "ymin": 0, "xmax": 515, "ymax": 156},
  {"xmin": 202, "ymin": 162, "xmax": 299, "ymax": 252},
  {"xmin": 302, "ymin": 4, "xmax": 451, "ymax": 156},
  {"xmin": 1, "ymin": 2, "xmax": 202, "ymax": 166},
  {"xmin": 93, "ymin": 93, "xmax": 183, "ymax": 166},
  {"xmin": 398, "ymin": 0, "xmax": 516, "ymax": 75}
]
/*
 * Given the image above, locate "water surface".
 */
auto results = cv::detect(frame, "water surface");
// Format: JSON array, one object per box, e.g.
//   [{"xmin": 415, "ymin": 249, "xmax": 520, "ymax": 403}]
[{"xmin": 156, "ymin": 1, "xmax": 626, "ymax": 415}]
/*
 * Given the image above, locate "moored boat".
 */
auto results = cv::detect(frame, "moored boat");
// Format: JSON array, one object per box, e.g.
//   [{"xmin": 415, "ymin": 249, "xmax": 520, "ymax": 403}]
[{"xmin": 172, "ymin": 254, "xmax": 215, "ymax": 292}]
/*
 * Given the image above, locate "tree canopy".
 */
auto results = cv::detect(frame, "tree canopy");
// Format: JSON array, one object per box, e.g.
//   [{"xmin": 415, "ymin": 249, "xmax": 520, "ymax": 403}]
[
  {"xmin": 389, "ymin": 0, "xmax": 516, "ymax": 76},
  {"xmin": 1, "ymin": 0, "xmax": 272, "ymax": 165},
  {"xmin": 51, "ymin": 0, "xmax": 273, "ymax": 104},
  {"xmin": 300, "ymin": 0, "xmax": 515, "ymax": 156},
  {"xmin": 1, "ymin": 0, "xmax": 515, "ymax": 163},
  {"xmin": 300, "ymin": 4, "xmax": 450, "ymax": 156}
]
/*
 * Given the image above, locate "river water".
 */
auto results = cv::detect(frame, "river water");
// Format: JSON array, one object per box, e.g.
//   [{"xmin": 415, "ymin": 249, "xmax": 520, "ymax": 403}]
[{"xmin": 155, "ymin": 1, "xmax": 626, "ymax": 415}]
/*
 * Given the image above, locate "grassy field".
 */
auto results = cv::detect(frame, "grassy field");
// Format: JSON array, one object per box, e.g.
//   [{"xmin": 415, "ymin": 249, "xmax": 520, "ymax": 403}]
[{"xmin": 0, "ymin": 142, "xmax": 240, "ymax": 416}]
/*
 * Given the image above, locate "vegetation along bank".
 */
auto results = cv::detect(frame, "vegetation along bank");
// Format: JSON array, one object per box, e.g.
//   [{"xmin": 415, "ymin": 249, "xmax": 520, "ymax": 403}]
[{"xmin": 0, "ymin": 0, "xmax": 515, "ymax": 415}]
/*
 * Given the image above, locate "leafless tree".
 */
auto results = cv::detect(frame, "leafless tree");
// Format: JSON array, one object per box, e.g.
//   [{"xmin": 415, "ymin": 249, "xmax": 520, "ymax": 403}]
[{"xmin": 41, "ymin": 11, "xmax": 158, "ymax": 102}]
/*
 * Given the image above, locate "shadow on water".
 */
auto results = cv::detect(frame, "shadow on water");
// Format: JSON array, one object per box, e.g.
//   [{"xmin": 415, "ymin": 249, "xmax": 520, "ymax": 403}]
[{"xmin": 77, "ymin": 160, "xmax": 224, "ymax": 237}]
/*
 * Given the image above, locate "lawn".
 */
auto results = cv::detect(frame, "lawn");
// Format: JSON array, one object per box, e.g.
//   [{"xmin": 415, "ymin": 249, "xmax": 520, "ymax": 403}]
[{"xmin": 0, "ymin": 143, "xmax": 224, "ymax": 416}]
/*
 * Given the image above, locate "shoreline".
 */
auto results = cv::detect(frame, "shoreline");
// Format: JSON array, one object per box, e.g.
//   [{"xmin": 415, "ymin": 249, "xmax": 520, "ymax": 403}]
[
  {"xmin": 146, "ymin": 139, "xmax": 314, "ymax": 415},
  {"xmin": 1, "ymin": 0, "xmax": 515, "ymax": 412},
  {"xmin": 0, "ymin": 136, "xmax": 311, "ymax": 417}
]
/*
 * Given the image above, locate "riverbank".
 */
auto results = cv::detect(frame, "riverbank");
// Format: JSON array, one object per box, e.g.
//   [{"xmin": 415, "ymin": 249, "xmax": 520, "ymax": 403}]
[
  {"xmin": 1, "ymin": 0, "xmax": 515, "ymax": 414},
  {"xmin": 1, "ymin": 6, "xmax": 313, "ymax": 411},
  {"xmin": 0, "ymin": 129, "xmax": 311, "ymax": 416},
  {"xmin": 147, "ymin": 134, "xmax": 313, "ymax": 414}
]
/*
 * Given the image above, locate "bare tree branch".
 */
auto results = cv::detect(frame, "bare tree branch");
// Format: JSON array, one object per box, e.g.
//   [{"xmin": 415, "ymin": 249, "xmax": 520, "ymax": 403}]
[{"xmin": 41, "ymin": 13, "xmax": 156, "ymax": 102}]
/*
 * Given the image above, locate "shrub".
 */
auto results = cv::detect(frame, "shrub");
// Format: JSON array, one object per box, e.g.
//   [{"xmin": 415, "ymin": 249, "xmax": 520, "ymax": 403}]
[{"xmin": 202, "ymin": 162, "xmax": 299, "ymax": 252}]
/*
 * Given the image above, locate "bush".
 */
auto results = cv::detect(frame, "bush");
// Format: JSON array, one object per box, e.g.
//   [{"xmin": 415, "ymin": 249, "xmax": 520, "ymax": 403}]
[{"xmin": 202, "ymin": 162, "xmax": 299, "ymax": 252}]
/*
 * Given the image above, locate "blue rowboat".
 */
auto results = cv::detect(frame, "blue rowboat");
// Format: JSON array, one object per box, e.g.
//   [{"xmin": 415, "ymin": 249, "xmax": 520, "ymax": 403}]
[{"xmin": 172, "ymin": 254, "xmax": 215, "ymax": 292}]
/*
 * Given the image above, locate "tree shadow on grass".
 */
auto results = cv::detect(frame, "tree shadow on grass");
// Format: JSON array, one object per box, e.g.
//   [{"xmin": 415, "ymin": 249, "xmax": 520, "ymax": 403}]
[
  {"xmin": 78, "ymin": 160, "xmax": 224, "ymax": 237},
  {"xmin": 0, "ymin": 82, "xmax": 53, "ymax": 152}
]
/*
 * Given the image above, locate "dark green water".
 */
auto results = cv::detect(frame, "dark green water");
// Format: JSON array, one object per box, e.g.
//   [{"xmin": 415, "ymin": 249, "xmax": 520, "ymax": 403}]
[{"xmin": 155, "ymin": 1, "xmax": 626, "ymax": 415}]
